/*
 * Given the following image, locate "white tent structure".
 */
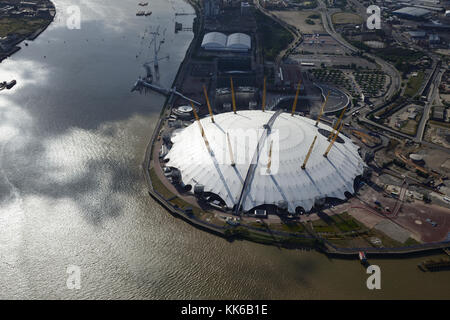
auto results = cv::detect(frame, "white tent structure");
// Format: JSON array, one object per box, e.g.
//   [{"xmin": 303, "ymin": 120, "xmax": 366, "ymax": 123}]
[
  {"xmin": 201, "ymin": 32, "xmax": 251, "ymax": 52},
  {"xmin": 226, "ymin": 33, "xmax": 252, "ymax": 51},
  {"xmin": 165, "ymin": 110, "xmax": 365, "ymax": 213},
  {"xmin": 201, "ymin": 32, "xmax": 228, "ymax": 51}
]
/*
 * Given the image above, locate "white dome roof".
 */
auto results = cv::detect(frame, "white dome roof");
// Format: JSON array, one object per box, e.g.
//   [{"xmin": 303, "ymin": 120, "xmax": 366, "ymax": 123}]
[
  {"xmin": 201, "ymin": 32, "xmax": 251, "ymax": 52},
  {"xmin": 201, "ymin": 32, "xmax": 227, "ymax": 50},
  {"xmin": 165, "ymin": 110, "xmax": 364, "ymax": 213},
  {"xmin": 177, "ymin": 105, "xmax": 193, "ymax": 113},
  {"xmin": 226, "ymin": 33, "xmax": 251, "ymax": 50}
]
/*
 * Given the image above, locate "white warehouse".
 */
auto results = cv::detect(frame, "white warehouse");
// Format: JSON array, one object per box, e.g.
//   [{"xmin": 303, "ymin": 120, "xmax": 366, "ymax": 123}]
[{"xmin": 201, "ymin": 32, "xmax": 251, "ymax": 52}]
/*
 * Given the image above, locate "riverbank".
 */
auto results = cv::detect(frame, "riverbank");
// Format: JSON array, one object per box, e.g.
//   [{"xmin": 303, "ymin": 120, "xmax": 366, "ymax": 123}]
[
  {"xmin": 0, "ymin": 1, "xmax": 55, "ymax": 63},
  {"xmin": 1, "ymin": 0, "xmax": 448, "ymax": 299}
]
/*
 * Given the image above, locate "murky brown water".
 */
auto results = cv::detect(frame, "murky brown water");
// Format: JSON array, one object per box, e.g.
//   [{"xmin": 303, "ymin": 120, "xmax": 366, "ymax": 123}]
[{"xmin": 0, "ymin": 0, "xmax": 449, "ymax": 299}]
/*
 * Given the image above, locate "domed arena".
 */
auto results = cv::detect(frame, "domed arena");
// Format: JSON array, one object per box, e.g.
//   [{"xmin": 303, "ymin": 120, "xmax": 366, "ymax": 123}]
[{"xmin": 165, "ymin": 110, "xmax": 365, "ymax": 213}]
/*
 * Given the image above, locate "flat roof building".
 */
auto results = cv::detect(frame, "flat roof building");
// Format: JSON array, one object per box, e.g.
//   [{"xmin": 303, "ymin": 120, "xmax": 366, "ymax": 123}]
[
  {"xmin": 408, "ymin": 30, "xmax": 427, "ymax": 38},
  {"xmin": 393, "ymin": 7, "xmax": 431, "ymax": 19}
]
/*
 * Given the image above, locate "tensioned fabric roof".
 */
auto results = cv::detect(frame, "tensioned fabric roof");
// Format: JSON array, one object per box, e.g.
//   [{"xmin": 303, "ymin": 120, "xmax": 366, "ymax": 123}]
[{"xmin": 165, "ymin": 111, "xmax": 364, "ymax": 213}]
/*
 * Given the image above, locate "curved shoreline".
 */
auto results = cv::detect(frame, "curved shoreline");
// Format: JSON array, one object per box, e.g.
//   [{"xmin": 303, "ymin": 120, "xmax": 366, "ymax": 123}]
[
  {"xmin": 0, "ymin": 1, "xmax": 56, "ymax": 63},
  {"xmin": 142, "ymin": 2, "xmax": 449, "ymax": 259}
]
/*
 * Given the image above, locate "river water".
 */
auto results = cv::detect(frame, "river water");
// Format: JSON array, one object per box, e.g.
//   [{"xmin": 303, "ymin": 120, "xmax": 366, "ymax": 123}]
[{"xmin": 0, "ymin": 0, "xmax": 449, "ymax": 299}]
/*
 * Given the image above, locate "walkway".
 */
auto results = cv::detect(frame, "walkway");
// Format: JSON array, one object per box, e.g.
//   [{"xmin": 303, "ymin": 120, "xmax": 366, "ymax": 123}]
[{"xmin": 234, "ymin": 110, "xmax": 284, "ymax": 215}]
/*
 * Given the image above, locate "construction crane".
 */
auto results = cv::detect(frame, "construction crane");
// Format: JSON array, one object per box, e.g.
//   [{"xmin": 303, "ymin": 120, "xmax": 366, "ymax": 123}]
[
  {"xmin": 146, "ymin": 54, "xmax": 170, "ymax": 65},
  {"xmin": 148, "ymin": 26, "xmax": 166, "ymax": 77}
]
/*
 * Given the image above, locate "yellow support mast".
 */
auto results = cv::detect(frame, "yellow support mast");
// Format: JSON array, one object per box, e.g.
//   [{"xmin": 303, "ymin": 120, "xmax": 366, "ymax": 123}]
[
  {"xmin": 315, "ymin": 91, "xmax": 330, "ymax": 126},
  {"xmin": 323, "ymin": 123, "xmax": 343, "ymax": 158},
  {"xmin": 262, "ymin": 76, "xmax": 266, "ymax": 112},
  {"xmin": 226, "ymin": 132, "xmax": 236, "ymax": 167},
  {"xmin": 328, "ymin": 106, "xmax": 347, "ymax": 141},
  {"xmin": 203, "ymin": 85, "xmax": 214, "ymax": 123},
  {"xmin": 191, "ymin": 101, "xmax": 200, "ymax": 121},
  {"xmin": 301, "ymin": 136, "xmax": 317, "ymax": 170},
  {"xmin": 266, "ymin": 140, "xmax": 274, "ymax": 174},
  {"xmin": 291, "ymin": 80, "xmax": 302, "ymax": 116},
  {"xmin": 230, "ymin": 77, "xmax": 237, "ymax": 114},
  {"xmin": 191, "ymin": 102, "xmax": 211, "ymax": 152}
]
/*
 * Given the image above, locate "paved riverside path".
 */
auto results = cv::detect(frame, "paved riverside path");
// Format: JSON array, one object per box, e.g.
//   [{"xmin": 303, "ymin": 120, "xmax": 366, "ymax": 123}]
[{"xmin": 234, "ymin": 110, "xmax": 284, "ymax": 215}]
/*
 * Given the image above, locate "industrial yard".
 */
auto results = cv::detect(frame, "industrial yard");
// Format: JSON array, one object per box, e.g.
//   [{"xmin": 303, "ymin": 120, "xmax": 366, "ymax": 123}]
[{"xmin": 0, "ymin": 0, "xmax": 55, "ymax": 62}]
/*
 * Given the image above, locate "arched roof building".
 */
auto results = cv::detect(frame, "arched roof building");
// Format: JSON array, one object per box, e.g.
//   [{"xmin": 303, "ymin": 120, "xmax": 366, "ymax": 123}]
[
  {"xmin": 201, "ymin": 32, "xmax": 228, "ymax": 50},
  {"xmin": 201, "ymin": 32, "xmax": 251, "ymax": 52}
]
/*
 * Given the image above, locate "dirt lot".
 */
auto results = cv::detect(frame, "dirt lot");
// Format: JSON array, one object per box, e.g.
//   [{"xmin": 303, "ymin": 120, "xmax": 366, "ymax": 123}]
[
  {"xmin": 424, "ymin": 121, "xmax": 450, "ymax": 149},
  {"xmin": 272, "ymin": 10, "xmax": 325, "ymax": 34},
  {"xmin": 331, "ymin": 12, "xmax": 363, "ymax": 24},
  {"xmin": 356, "ymin": 179, "xmax": 450, "ymax": 243}
]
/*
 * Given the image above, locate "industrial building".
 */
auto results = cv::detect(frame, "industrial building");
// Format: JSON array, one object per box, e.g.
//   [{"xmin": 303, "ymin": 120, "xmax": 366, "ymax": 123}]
[
  {"xmin": 204, "ymin": 0, "xmax": 221, "ymax": 17},
  {"xmin": 392, "ymin": 7, "xmax": 432, "ymax": 19},
  {"xmin": 164, "ymin": 110, "xmax": 365, "ymax": 214},
  {"xmin": 408, "ymin": 30, "xmax": 427, "ymax": 39},
  {"xmin": 201, "ymin": 32, "xmax": 252, "ymax": 52},
  {"xmin": 241, "ymin": 1, "xmax": 252, "ymax": 15}
]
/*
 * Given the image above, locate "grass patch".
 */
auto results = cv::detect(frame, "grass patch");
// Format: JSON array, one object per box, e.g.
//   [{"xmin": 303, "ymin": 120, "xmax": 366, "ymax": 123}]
[
  {"xmin": 403, "ymin": 237, "xmax": 421, "ymax": 246},
  {"xmin": 0, "ymin": 17, "xmax": 49, "ymax": 37},
  {"xmin": 377, "ymin": 47, "xmax": 424, "ymax": 64},
  {"xmin": 149, "ymin": 168, "xmax": 204, "ymax": 217},
  {"xmin": 331, "ymin": 12, "xmax": 363, "ymax": 24},
  {"xmin": 312, "ymin": 212, "xmax": 363, "ymax": 234},
  {"xmin": 400, "ymin": 119, "xmax": 418, "ymax": 135},
  {"xmin": 149, "ymin": 168, "xmax": 174, "ymax": 199},
  {"xmin": 255, "ymin": 10, "xmax": 294, "ymax": 62},
  {"xmin": 428, "ymin": 120, "xmax": 450, "ymax": 129},
  {"xmin": 404, "ymin": 71, "xmax": 425, "ymax": 98},
  {"xmin": 280, "ymin": 221, "xmax": 306, "ymax": 233}
]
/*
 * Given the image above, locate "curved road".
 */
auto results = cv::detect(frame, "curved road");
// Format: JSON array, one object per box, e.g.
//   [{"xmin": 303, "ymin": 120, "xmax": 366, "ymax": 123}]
[{"xmin": 317, "ymin": 0, "xmax": 401, "ymax": 104}]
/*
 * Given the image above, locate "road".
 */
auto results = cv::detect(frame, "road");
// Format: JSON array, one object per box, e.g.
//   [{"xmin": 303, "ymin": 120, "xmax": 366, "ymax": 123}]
[
  {"xmin": 416, "ymin": 67, "xmax": 444, "ymax": 142},
  {"xmin": 258, "ymin": 0, "xmax": 446, "ymax": 152},
  {"xmin": 317, "ymin": 0, "xmax": 401, "ymax": 105},
  {"xmin": 234, "ymin": 110, "xmax": 284, "ymax": 215}
]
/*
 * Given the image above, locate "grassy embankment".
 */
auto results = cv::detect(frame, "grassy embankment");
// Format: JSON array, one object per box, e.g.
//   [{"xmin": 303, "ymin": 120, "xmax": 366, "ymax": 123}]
[
  {"xmin": 149, "ymin": 168, "xmax": 204, "ymax": 218},
  {"xmin": 331, "ymin": 12, "xmax": 363, "ymax": 24},
  {"xmin": 0, "ymin": 17, "xmax": 50, "ymax": 37},
  {"xmin": 404, "ymin": 71, "xmax": 425, "ymax": 98},
  {"xmin": 150, "ymin": 166, "xmax": 412, "ymax": 249},
  {"xmin": 255, "ymin": 10, "xmax": 294, "ymax": 62}
]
